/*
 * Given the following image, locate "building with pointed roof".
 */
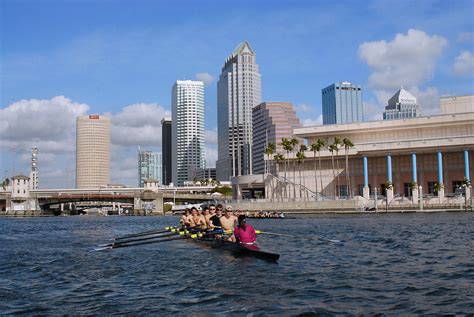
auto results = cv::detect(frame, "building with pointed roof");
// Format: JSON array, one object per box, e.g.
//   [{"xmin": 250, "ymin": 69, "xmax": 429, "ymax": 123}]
[
  {"xmin": 383, "ymin": 87, "xmax": 421, "ymax": 120},
  {"xmin": 216, "ymin": 41, "xmax": 262, "ymax": 180}
]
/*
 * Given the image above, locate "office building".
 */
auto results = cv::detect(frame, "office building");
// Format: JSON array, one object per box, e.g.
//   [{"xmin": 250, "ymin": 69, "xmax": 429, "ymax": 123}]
[
  {"xmin": 172, "ymin": 80, "xmax": 206, "ymax": 186},
  {"xmin": 216, "ymin": 41, "xmax": 262, "ymax": 181},
  {"xmin": 383, "ymin": 87, "xmax": 421, "ymax": 120},
  {"xmin": 76, "ymin": 115, "xmax": 110, "ymax": 188},
  {"xmin": 252, "ymin": 102, "xmax": 302, "ymax": 174},
  {"xmin": 195, "ymin": 168, "xmax": 217, "ymax": 181},
  {"xmin": 322, "ymin": 81, "xmax": 363, "ymax": 124},
  {"xmin": 161, "ymin": 118, "xmax": 172, "ymax": 185},
  {"xmin": 440, "ymin": 94, "xmax": 474, "ymax": 114},
  {"xmin": 138, "ymin": 148, "xmax": 162, "ymax": 187}
]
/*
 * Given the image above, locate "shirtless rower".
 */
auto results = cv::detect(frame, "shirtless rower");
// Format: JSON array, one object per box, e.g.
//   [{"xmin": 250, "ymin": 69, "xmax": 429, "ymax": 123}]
[
  {"xmin": 190, "ymin": 207, "xmax": 206, "ymax": 228},
  {"xmin": 202, "ymin": 206, "xmax": 213, "ymax": 228},
  {"xmin": 180, "ymin": 209, "xmax": 193, "ymax": 227},
  {"xmin": 220, "ymin": 205, "xmax": 238, "ymax": 241}
]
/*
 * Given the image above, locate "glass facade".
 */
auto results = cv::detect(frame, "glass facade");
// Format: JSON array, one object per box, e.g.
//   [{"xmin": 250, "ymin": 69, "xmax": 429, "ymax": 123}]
[
  {"xmin": 322, "ymin": 82, "xmax": 363, "ymax": 125},
  {"xmin": 138, "ymin": 149, "xmax": 162, "ymax": 187}
]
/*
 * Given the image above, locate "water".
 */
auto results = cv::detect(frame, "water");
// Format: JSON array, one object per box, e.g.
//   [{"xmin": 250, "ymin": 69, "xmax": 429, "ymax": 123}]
[{"xmin": 0, "ymin": 213, "xmax": 473, "ymax": 315}]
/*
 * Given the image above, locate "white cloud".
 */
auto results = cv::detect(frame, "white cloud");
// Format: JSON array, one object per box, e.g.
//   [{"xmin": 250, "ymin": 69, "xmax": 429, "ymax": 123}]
[
  {"xmin": 205, "ymin": 146, "xmax": 217, "ymax": 168},
  {"xmin": 452, "ymin": 51, "xmax": 474, "ymax": 76},
  {"xmin": 358, "ymin": 29, "xmax": 448, "ymax": 117},
  {"xmin": 302, "ymin": 114, "xmax": 323, "ymax": 127},
  {"xmin": 294, "ymin": 103, "xmax": 313, "ymax": 113},
  {"xmin": 195, "ymin": 72, "xmax": 214, "ymax": 85},
  {"xmin": 0, "ymin": 96, "xmax": 89, "ymax": 187},
  {"xmin": 107, "ymin": 103, "xmax": 170, "ymax": 147},
  {"xmin": 358, "ymin": 29, "xmax": 447, "ymax": 91},
  {"xmin": 205, "ymin": 129, "xmax": 218, "ymax": 144}
]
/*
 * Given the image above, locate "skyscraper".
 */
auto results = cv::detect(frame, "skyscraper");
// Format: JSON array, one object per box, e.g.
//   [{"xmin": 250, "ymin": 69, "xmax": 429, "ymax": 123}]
[
  {"xmin": 76, "ymin": 115, "xmax": 110, "ymax": 188},
  {"xmin": 172, "ymin": 80, "xmax": 206, "ymax": 186},
  {"xmin": 383, "ymin": 87, "xmax": 421, "ymax": 120},
  {"xmin": 217, "ymin": 41, "xmax": 262, "ymax": 180},
  {"xmin": 252, "ymin": 102, "xmax": 302, "ymax": 174},
  {"xmin": 161, "ymin": 117, "xmax": 172, "ymax": 185},
  {"xmin": 322, "ymin": 81, "xmax": 363, "ymax": 125},
  {"xmin": 138, "ymin": 147, "xmax": 162, "ymax": 187}
]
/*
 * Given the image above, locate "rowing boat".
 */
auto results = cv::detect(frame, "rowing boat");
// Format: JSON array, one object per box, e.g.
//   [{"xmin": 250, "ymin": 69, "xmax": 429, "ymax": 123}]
[{"xmin": 170, "ymin": 227, "xmax": 280, "ymax": 262}]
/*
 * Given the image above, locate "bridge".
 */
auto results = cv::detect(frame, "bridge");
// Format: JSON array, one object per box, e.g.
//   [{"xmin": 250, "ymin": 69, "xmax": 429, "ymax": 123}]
[{"xmin": 1, "ymin": 184, "xmax": 225, "ymax": 215}]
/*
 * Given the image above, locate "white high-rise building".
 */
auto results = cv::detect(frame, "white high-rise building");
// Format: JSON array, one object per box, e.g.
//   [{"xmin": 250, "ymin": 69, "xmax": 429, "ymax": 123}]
[
  {"xmin": 172, "ymin": 80, "xmax": 206, "ymax": 186},
  {"xmin": 29, "ymin": 147, "xmax": 38, "ymax": 190},
  {"xmin": 76, "ymin": 115, "xmax": 110, "ymax": 189},
  {"xmin": 216, "ymin": 41, "xmax": 262, "ymax": 181}
]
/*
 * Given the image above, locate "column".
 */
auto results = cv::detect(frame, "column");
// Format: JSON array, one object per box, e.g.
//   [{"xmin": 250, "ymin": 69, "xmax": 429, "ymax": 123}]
[
  {"xmin": 464, "ymin": 149, "xmax": 471, "ymax": 201},
  {"xmin": 437, "ymin": 151, "xmax": 445, "ymax": 202},
  {"xmin": 464, "ymin": 149, "xmax": 470, "ymax": 182},
  {"xmin": 411, "ymin": 153, "xmax": 418, "ymax": 204},
  {"xmin": 386, "ymin": 154, "xmax": 393, "ymax": 203},
  {"xmin": 363, "ymin": 156, "xmax": 370, "ymax": 199}
]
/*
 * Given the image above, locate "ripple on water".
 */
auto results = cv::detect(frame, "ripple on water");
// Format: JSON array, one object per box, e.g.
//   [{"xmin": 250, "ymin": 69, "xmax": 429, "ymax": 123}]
[{"xmin": 1, "ymin": 213, "xmax": 474, "ymax": 315}]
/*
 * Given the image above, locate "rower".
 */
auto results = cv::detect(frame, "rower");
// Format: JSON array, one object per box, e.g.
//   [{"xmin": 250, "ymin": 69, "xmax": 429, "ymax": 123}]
[
  {"xmin": 234, "ymin": 215, "xmax": 257, "ymax": 245},
  {"xmin": 181, "ymin": 209, "xmax": 194, "ymax": 227},
  {"xmin": 209, "ymin": 204, "xmax": 222, "ymax": 228},
  {"xmin": 202, "ymin": 206, "xmax": 213, "ymax": 228},
  {"xmin": 220, "ymin": 205, "xmax": 237, "ymax": 241},
  {"xmin": 190, "ymin": 207, "xmax": 206, "ymax": 228}
]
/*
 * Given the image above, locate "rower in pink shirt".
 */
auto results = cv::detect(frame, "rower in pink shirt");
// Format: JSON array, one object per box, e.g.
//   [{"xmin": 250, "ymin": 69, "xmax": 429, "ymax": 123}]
[{"xmin": 234, "ymin": 215, "xmax": 257, "ymax": 245}]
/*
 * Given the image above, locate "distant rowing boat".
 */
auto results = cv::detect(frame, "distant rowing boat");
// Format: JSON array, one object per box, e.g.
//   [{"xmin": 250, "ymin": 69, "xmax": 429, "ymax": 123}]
[{"xmin": 169, "ymin": 227, "xmax": 280, "ymax": 262}]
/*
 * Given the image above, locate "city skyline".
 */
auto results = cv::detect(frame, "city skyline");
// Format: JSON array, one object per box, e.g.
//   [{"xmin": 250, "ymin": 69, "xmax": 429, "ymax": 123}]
[{"xmin": 1, "ymin": 0, "xmax": 473, "ymax": 188}]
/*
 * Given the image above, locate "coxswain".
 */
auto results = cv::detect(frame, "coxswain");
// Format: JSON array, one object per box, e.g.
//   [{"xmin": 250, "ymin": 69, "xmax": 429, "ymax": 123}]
[{"xmin": 234, "ymin": 215, "xmax": 257, "ymax": 245}]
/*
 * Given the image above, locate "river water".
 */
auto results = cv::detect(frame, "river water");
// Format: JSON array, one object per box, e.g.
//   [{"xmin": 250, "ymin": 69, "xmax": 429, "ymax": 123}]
[{"xmin": 0, "ymin": 213, "xmax": 473, "ymax": 315}]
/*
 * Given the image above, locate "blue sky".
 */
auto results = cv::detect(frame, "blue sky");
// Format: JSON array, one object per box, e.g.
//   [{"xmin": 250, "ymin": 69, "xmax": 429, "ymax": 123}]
[{"xmin": 1, "ymin": 0, "xmax": 473, "ymax": 188}]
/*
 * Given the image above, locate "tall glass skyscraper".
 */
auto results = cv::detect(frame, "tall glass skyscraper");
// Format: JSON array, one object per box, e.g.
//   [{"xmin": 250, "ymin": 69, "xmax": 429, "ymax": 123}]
[
  {"xmin": 161, "ymin": 117, "xmax": 172, "ymax": 185},
  {"xmin": 138, "ymin": 148, "xmax": 162, "ymax": 187},
  {"xmin": 322, "ymin": 82, "xmax": 363, "ymax": 125},
  {"xmin": 216, "ymin": 41, "xmax": 262, "ymax": 180},
  {"xmin": 172, "ymin": 80, "xmax": 206, "ymax": 186}
]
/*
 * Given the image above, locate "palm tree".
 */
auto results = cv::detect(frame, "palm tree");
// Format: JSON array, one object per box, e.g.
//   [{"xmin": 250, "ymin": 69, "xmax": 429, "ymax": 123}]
[
  {"xmin": 297, "ymin": 144, "xmax": 307, "ymax": 199},
  {"xmin": 280, "ymin": 137, "xmax": 293, "ymax": 198},
  {"xmin": 264, "ymin": 143, "xmax": 276, "ymax": 174},
  {"xmin": 310, "ymin": 140, "xmax": 324, "ymax": 199},
  {"xmin": 290, "ymin": 137, "xmax": 299, "ymax": 199},
  {"xmin": 316, "ymin": 138, "xmax": 326, "ymax": 198},
  {"xmin": 333, "ymin": 137, "xmax": 342, "ymax": 198},
  {"xmin": 328, "ymin": 143, "xmax": 337, "ymax": 198},
  {"xmin": 342, "ymin": 138, "xmax": 355, "ymax": 198},
  {"xmin": 274, "ymin": 153, "xmax": 285, "ymax": 200}
]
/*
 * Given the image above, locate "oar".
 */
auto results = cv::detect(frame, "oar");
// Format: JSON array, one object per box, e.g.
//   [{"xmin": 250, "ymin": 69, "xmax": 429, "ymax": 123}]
[
  {"xmin": 113, "ymin": 226, "xmax": 176, "ymax": 241},
  {"xmin": 92, "ymin": 235, "xmax": 190, "ymax": 251},
  {"xmin": 98, "ymin": 232, "xmax": 178, "ymax": 247},
  {"xmin": 255, "ymin": 230, "xmax": 343, "ymax": 244}
]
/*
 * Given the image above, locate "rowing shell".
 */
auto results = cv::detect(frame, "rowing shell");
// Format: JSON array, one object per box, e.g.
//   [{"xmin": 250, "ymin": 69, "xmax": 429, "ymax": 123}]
[{"xmin": 171, "ymin": 227, "xmax": 280, "ymax": 262}]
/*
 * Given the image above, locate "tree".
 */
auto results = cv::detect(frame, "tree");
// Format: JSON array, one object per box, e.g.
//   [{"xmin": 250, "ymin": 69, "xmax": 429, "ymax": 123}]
[
  {"xmin": 328, "ymin": 143, "xmax": 337, "ymax": 198},
  {"xmin": 290, "ymin": 137, "xmax": 299, "ymax": 199},
  {"xmin": 332, "ymin": 137, "xmax": 342, "ymax": 198},
  {"xmin": 264, "ymin": 143, "xmax": 276, "ymax": 174},
  {"xmin": 274, "ymin": 153, "xmax": 285, "ymax": 200},
  {"xmin": 310, "ymin": 139, "xmax": 325, "ymax": 199},
  {"xmin": 316, "ymin": 138, "xmax": 326, "ymax": 197},
  {"xmin": 280, "ymin": 138, "xmax": 293, "ymax": 198},
  {"xmin": 297, "ymin": 145, "xmax": 307, "ymax": 199},
  {"xmin": 1, "ymin": 178, "xmax": 10, "ymax": 190},
  {"xmin": 342, "ymin": 138, "xmax": 355, "ymax": 198}
]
